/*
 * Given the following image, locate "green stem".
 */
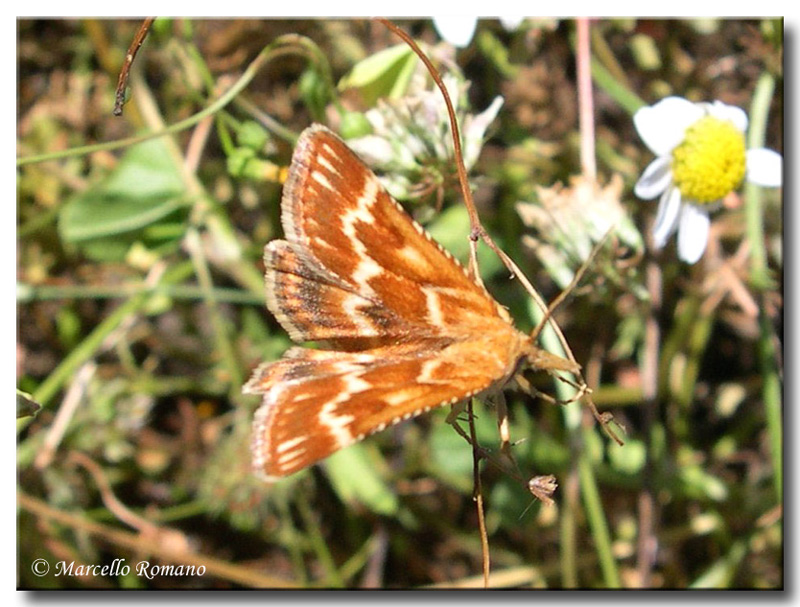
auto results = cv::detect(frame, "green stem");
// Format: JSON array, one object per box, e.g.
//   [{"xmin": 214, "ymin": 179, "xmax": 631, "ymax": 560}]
[
  {"xmin": 590, "ymin": 57, "xmax": 646, "ymax": 115},
  {"xmin": 745, "ymin": 71, "xmax": 782, "ymax": 503},
  {"xmin": 680, "ymin": 301, "xmax": 715, "ymax": 409},
  {"xmin": 559, "ymin": 474, "xmax": 578, "ymax": 587},
  {"xmin": 689, "ymin": 539, "xmax": 747, "ymax": 588},
  {"xmin": 24, "ymin": 291, "xmax": 142, "ymax": 413},
  {"xmin": 578, "ymin": 455, "xmax": 621, "ymax": 587},
  {"xmin": 17, "ymin": 34, "xmax": 329, "ymax": 167},
  {"xmin": 759, "ymin": 312, "xmax": 783, "ymax": 503},
  {"xmin": 185, "ymin": 228, "xmax": 244, "ymax": 394},
  {"xmin": 296, "ymin": 491, "xmax": 345, "ymax": 588},
  {"xmin": 17, "ymin": 280, "xmax": 263, "ymax": 306},
  {"xmin": 274, "ymin": 498, "xmax": 309, "ymax": 586},
  {"xmin": 17, "ymin": 263, "xmax": 194, "ymax": 438},
  {"xmin": 528, "ymin": 300, "xmax": 620, "ymax": 587},
  {"xmin": 745, "ymin": 72, "xmax": 776, "ymax": 289}
]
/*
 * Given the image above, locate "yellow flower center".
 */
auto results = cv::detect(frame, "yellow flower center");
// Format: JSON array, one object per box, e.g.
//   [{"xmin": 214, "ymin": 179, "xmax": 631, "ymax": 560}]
[{"xmin": 670, "ymin": 116, "xmax": 746, "ymax": 204}]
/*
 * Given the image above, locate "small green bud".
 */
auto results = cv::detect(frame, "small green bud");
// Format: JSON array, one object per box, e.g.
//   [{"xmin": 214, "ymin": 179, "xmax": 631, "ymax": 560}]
[
  {"xmin": 227, "ymin": 148, "xmax": 256, "ymax": 179},
  {"xmin": 236, "ymin": 120, "xmax": 270, "ymax": 152}
]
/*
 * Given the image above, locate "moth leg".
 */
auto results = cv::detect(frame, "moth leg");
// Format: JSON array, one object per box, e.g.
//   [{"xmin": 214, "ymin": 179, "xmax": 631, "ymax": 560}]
[
  {"xmin": 517, "ymin": 373, "xmax": 625, "ymax": 446},
  {"xmin": 466, "ymin": 237, "xmax": 485, "ymax": 288},
  {"xmin": 445, "ymin": 399, "xmax": 468, "ymax": 425},
  {"xmin": 516, "ymin": 373, "xmax": 584, "ymax": 407},
  {"xmin": 446, "ymin": 400, "xmax": 485, "ymax": 451},
  {"xmin": 447, "ymin": 399, "xmax": 495, "ymax": 453}
]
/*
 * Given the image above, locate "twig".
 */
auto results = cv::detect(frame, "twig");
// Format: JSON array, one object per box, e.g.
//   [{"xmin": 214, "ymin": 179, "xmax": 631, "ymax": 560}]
[
  {"xmin": 114, "ymin": 17, "xmax": 156, "ymax": 116},
  {"xmin": 529, "ymin": 229, "xmax": 610, "ymax": 346},
  {"xmin": 378, "ymin": 18, "xmax": 622, "ymax": 581},
  {"xmin": 378, "ymin": 18, "xmax": 496, "ymax": 585},
  {"xmin": 184, "ymin": 113, "xmax": 215, "ymax": 175},
  {"xmin": 68, "ymin": 451, "xmax": 163, "ymax": 537},
  {"xmin": 34, "ymin": 363, "xmax": 96, "ymax": 469},
  {"xmin": 19, "ymin": 34, "xmax": 324, "ymax": 167},
  {"xmin": 360, "ymin": 524, "xmax": 389, "ymax": 588}
]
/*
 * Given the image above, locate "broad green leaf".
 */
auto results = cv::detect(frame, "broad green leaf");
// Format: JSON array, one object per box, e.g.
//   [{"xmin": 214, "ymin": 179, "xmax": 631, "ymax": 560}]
[
  {"xmin": 59, "ymin": 138, "xmax": 188, "ymax": 260},
  {"xmin": 338, "ymin": 44, "xmax": 417, "ymax": 106}
]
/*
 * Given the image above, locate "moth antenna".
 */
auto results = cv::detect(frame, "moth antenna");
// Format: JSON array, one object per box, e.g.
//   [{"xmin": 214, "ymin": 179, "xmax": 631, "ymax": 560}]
[
  {"xmin": 377, "ymin": 19, "xmax": 580, "ymax": 360},
  {"xmin": 529, "ymin": 227, "xmax": 615, "ymax": 345},
  {"xmin": 376, "ymin": 18, "xmax": 513, "ymax": 276},
  {"xmin": 389, "ymin": 21, "xmax": 622, "ymax": 452},
  {"xmin": 377, "ymin": 19, "xmax": 621, "ymax": 453}
]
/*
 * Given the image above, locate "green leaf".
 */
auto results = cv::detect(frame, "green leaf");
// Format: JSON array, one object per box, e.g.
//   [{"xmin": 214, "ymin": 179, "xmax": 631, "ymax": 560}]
[
  {"xmin": 59, "ymin": 138, "xmax": 188, "ymax": 260},
  {"xmin": 680, "ymin": 464, "xmax": 729, "ymax": 502},
  {"xmin": 324, "ymin": 443, "xmax": 399, "ymax": 516},
  {"xmin": 426, "ymin": 204, "xmax": 503, "ymax": 278},
  {"xmin": 299, "ymin": 67, "xmax": 331, "ymax": 121},
  {"xmin": 429, "ymin": 420, "xmax": 473, "ymax": 486},
  {"xmin": 236, "ymin": 120, "xmax": 270, "ymax": 151},
  {"xmin": 338, "ymin": 44, "xmax": 417, "ymax": 106},
  {"xmin": 690, "ymin": 540, "xmax": 747, "ymax": 588},
  {"xmin": 489, "ymin": 477, "xmax": 542, "ymax": 526}
]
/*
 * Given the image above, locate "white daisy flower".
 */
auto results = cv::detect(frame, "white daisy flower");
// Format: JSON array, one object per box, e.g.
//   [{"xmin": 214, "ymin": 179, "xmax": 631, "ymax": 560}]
[{"xmin": 634, "ymin": 96, "xmax": 782, "ymax": 264}]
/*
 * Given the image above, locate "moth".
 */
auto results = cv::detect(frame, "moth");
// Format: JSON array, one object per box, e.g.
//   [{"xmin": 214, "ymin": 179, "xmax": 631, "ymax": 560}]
[{"xmin": 244, "ymin": 124, "xmax": 579, "ymax": 480}]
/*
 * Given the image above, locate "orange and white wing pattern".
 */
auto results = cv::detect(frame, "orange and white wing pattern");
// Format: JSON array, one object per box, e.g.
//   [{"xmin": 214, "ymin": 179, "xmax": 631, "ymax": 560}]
[{"xmin": 245, "ymin": 125, "xmax": 540, "ymax": 480}]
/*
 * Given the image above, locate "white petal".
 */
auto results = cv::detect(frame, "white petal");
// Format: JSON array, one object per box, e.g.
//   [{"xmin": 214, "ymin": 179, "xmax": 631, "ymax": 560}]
[
  {"xmin": 634, "ymin": 157, "xmax": 673, "ymax": 200},
  {"xmin": 634, "ymin": 97, "xmax": 704, "ymax": 156},
  {"xmin": 708, "ymin": 101, "xmax": 748, "ymax": 132},
  {"xmin": 346, "ymin": 135, "xmax": 394, "ymax": 166},
  {"xmin": 653, "ymin": 187, "xmax": 682, "ymax": 249},
  {"xmin": 677, "ymin": 204, "xmax": 710, "ymax": 264},
  {"xmin": 499, "ymin": 16, "xmax": 525, "ymax": 30},
  {"xmin": 433, "ymin": 17, "xmax": 477, "ymax": 47},
  {"xmin": 463, "ymin": 96, "xmax": 503, "ymax": 168},
  {"xmin": 746, "ymin": 148, "xmax": 783, "ymax": 187}
]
